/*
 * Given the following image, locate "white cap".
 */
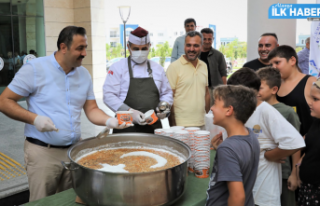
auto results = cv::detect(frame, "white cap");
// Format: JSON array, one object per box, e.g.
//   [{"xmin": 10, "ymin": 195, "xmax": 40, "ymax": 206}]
[{"xmin": 128, "ymin": 26, "xmax": 150, "ymax": 45}]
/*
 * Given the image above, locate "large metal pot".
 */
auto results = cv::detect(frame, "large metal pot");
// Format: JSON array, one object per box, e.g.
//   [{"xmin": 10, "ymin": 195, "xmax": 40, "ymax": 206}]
[{"xmin": 62, "ymin": 133, "xmax": 191, "ymax": 206}]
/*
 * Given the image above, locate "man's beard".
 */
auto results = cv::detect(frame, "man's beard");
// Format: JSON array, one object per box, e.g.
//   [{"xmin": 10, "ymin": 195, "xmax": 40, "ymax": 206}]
[{"xmin": 186, "ymin": 51, "xmax": 200, "ymax": 61}]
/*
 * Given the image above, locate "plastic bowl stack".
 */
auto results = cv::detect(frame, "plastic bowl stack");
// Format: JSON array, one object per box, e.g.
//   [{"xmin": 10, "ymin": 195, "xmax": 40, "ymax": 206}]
[
  {"xmin": 162, "ymin": 129, "xmax": 174, "ymax": 138},
  {"xmin": 172, "ymin": 130, "xmax": 189, "ymax": 145},
  {"xmin": 193, "ymin": 130, "xmax": 211, "ymax": 178},
  {"xmin": 170, "ymin": 126, "xmax": 185, "ymax": 131},
  {"xmin": 184, "ymin": 127, "xmax": 200, "ymax": 173},
  {"xmin": 154, "ymin": 128, "xmax": 165, "ymax": 135}
]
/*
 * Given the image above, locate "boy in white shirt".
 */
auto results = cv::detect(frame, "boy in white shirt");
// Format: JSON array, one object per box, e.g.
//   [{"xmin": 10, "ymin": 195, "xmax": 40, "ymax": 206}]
[{"xmin": 227, "ymin": 67, "xmax": 305, "ymax": 206}]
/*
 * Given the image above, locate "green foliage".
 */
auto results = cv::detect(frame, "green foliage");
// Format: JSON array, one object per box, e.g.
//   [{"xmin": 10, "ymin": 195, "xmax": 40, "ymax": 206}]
[
  {"xmin": 219, "ymin": 39, "xmax": 247, "ymax": 61},
  {"xmin": 155, "ymin": 42, "xmax": 172, "ymax": 67},
  {"xmin": 295, "ymin": 47, "xmax": 303, "ymax": 53},
  {"xmin": 106, "ymin": 43, "xmax": 124, "ymax": 60},
  {"xmin": 148, "ymin": 47, "xmax": 156, "ymax": 59}
]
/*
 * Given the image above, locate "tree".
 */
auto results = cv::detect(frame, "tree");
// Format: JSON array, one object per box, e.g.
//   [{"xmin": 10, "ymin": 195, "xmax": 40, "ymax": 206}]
[
  {"xmin": 106, "ymin": 43, "xmax": 124, "ymax": 60},
  {"xmin": 148, "ymin": 47, "xmax": 156, "ymax": 59},
  {"xmin": 155, "ymin": 41, "xmax": 172, "ymax": 67},
  {"xmin": 219, "ymin": 39, "xmax": 247, "ymax": 60},
  {"xmin": 296, "ymin": 47, "xmax": 303, "ymax": 53}
]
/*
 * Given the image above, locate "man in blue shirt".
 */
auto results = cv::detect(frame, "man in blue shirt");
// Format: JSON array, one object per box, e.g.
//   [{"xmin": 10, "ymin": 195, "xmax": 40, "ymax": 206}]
[
  {"xmin": 297, "ymin": 37, "xmax": 310, "ymax": 74},
  {"xmin": 171, "ymin": 18, "xmax": 196, "ymax": 63},
  {"xmin": 0, "ymin": 26, "xmax": 130, "ymax": 201}
]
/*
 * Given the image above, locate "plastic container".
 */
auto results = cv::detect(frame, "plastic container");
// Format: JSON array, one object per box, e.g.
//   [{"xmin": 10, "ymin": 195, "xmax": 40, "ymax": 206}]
[{"xmin": 193, "ymin": 130, "xmax": 211, "ymax": 178}]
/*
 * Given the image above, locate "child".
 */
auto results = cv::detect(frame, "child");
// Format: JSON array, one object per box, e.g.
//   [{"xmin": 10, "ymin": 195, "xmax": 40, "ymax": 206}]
[
  {"xmin": 257, "ymin": 66, "xmax": 301, "ymax": 206},
  {"xmin": 206, "ymin": 85, "xmax": 260, "ymax": 206},
  {"xmin": 268, "ymin": 45, "xmax": 316, "ymax": 137},
  {"xmin": 227, "ymin": 67, "xmax": 305, "ymax": 206},
  {"xmin": 297, "ymin": 78, "xmax": 320, "ymax": 206}
]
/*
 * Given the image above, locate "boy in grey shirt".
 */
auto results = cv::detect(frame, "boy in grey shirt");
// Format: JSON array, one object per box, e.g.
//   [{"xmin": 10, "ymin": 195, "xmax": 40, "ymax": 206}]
[{"xmin": 206, "ymin": 85, "xmax": 260, "ymax": 206}]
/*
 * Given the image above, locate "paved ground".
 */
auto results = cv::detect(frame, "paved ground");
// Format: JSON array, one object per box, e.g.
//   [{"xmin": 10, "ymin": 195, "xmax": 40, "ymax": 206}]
[{"xmin": 0, "ymin": 96, "xmax": 169, "ymax": 199}]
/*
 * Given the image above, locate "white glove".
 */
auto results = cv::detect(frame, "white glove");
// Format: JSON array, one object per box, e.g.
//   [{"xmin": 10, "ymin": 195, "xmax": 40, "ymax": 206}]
[
  {"xmin": 129, "ymin": 109, "xmax": 147, "ymax": 125},
  {"xmin": 33, "ymin": 115, "xmax": 58, "ymax": 132},
  {"xmin": 156, "ymin": 107, "xmax": 170, "ymax": 119},
  {"xmin": 105, "ymin": 118, "xmax": 133, "ymax": 129}
]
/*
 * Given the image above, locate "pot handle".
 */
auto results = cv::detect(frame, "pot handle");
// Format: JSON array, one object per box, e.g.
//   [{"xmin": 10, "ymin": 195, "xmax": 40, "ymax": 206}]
[{"xmin": 61, "ymin": 161, "xmax": 79, "ymax": 171}]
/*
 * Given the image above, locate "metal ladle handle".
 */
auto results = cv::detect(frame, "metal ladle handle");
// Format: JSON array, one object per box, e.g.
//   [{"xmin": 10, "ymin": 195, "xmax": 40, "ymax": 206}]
[{"xmin": 96, "ymin": 128, "xmax": 110, "ymax": 139}]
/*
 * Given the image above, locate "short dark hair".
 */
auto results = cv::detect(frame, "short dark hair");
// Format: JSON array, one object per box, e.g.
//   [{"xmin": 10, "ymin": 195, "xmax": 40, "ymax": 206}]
[
  {"xmin": 184, "ymin": 18, "xmax": 196, "ymax": 27},
  {"xmin": 256, "ymin": 66, "xmax": 281, "ymax": 89},
  {"xmin": 57, "ymin": 26, "xmax": 86, "ymax": 50},
  {"xmin": 267, "ymin": 45, "xmax": 301, "ymax": 72},
  {"xmin": 261, "ymin": 33, "xmax": 278, "ymax": 42},
  {"xmin": 29, "ymin": 50, "xmax": 35, "ymax": 54},
  {"xmin": 185, "ymin": 31, "xmax": 203, "ymax": 44},
  {"xmin": 200, "ymin": 28, "xmax": 213, "ymax": 35},
  {"xmin": 213, "ymin": 85, "xmax": 257, "ymax": 124},
  {"xmin": 227, "ymin": 67, "xmax": 261, "ymax": 91}
]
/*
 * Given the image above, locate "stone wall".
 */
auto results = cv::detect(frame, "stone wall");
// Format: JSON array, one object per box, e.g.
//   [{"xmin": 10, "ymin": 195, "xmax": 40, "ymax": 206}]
[{"xmin": 43, "ymin": 0, "xmax": 106, "ymax": 95}]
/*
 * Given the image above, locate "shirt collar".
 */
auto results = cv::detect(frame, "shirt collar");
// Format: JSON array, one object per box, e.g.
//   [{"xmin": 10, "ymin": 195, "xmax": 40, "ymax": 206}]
[
  {"xmin": 51, "ymin": 52, "xmax": 76, "ymax": 76},
  {"xmin": 179, "ymin": 55, "xmax": 202, "ymax": 68}
]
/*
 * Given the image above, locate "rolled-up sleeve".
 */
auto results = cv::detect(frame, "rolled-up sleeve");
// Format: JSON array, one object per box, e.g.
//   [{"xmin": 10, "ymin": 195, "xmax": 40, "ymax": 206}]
[
  {"xmin": 86, "ymin": 76, "xmax": 95, "ymax": 100},
  {"xmin": 8, "ymin": 63, "xmax": 35, "ymax": 96},
  {"xmin": 103, "ymin": 65, "xmax": 126, "ymax": 112},
  {"xmin": 159, "ymin": 70, "xmax": 173, "ymax": 105}
]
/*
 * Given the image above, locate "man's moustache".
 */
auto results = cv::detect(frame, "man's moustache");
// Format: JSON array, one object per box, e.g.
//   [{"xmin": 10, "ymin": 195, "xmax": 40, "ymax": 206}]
[{"xmin": 77, "ymin": 56, "xmax": 85, "ymax": 60}]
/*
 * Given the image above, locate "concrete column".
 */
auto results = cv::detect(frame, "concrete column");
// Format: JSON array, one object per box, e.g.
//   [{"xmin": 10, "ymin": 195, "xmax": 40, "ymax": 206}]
[
  {"xmin": 89, "ymin": 0, "xmax": 107, "ymax": 97},
  {"xmin": 44, "ymin": 0, "xmax": 106, "ymax": 95},
  {"xmin": 247, "ymin": 0, "xmax": 297, "ymax": 61},
  {"xmin": 43, "ymin": 0, "xmax": 74, "ymax": 55},
  {"xmin": 74, "ymin": 0, "xmax": 106, "ymax": 97}
]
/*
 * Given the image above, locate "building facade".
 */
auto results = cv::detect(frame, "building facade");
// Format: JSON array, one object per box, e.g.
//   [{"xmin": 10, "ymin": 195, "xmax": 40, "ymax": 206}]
[
  {"xmin": 296, "ymin": 34, "xmax": 310, "ymax": 48},
  {"xmin": 0, "ymin": 0, "xmax": 106, "ymax": 96}
]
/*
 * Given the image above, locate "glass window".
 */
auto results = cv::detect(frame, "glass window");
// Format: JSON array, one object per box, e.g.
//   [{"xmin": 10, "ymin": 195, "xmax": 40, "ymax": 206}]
[
  {"xmin": 126, "ymin": 30, "xmax": 130, "ymax": 37},
  {"xmin": 110, "ymin": 31, "xmax": 117, "ymax": 37},
  {"xmin": 12, "ymin": 0, "xmax": 44, "ymax": 16},
  {"xmin": 0, "ymin": 0, "xmax": 11, "ymax": 15},
  {"xmin": 0, "ymin": 16, "xmax": 14, "ymax": 88},
  {"xmin": 12, "ymin": 16, "xmax": 45, "ymax": 72},
  {"xmin": 158, "ymin": 33, "xmax": 163, "ymax": 37},
  {"xmin": 0, "ymin": 0, "xmax": 44, "ymax": 96},
  {"xmin": 110, "ymin": 42, "xmax": 117, "ymax": 47}
]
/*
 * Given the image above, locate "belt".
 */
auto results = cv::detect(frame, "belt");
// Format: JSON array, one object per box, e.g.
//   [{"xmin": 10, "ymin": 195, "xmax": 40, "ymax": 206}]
[{"xmin": 26, "ymin": 137, "xmax": 71, "ymax": 149}]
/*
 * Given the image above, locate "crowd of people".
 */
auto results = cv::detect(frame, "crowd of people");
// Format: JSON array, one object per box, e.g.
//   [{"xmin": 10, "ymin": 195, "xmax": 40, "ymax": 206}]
[
  {"xmin": 0, "ymin": 16, "xmax": 317, "ymax": 206},
  {"xmin": 0, "ymin": 50, "xmax": 37, "ymax": 85}
]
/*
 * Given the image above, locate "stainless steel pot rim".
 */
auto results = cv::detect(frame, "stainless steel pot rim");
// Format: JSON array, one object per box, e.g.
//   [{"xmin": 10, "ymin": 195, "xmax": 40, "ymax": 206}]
[{"xmin": 68, "ymin": 133, "xmax": 191, "ymax": 175}]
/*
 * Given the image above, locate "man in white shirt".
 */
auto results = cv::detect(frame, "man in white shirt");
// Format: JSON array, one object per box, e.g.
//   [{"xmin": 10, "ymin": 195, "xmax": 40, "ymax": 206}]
[
  {"xmin": 103, "ymin": 27, "xmax": 173, "ymax": 133},
  {"xmin": 171, "ymin": 18, "xmax": 196, "ymax": 63}
]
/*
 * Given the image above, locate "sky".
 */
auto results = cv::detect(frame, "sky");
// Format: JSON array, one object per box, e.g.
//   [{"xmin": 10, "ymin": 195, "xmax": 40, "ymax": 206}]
[{"xmin": 105, "ymin": 0, "xmax": 317, "ymax": 44}]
